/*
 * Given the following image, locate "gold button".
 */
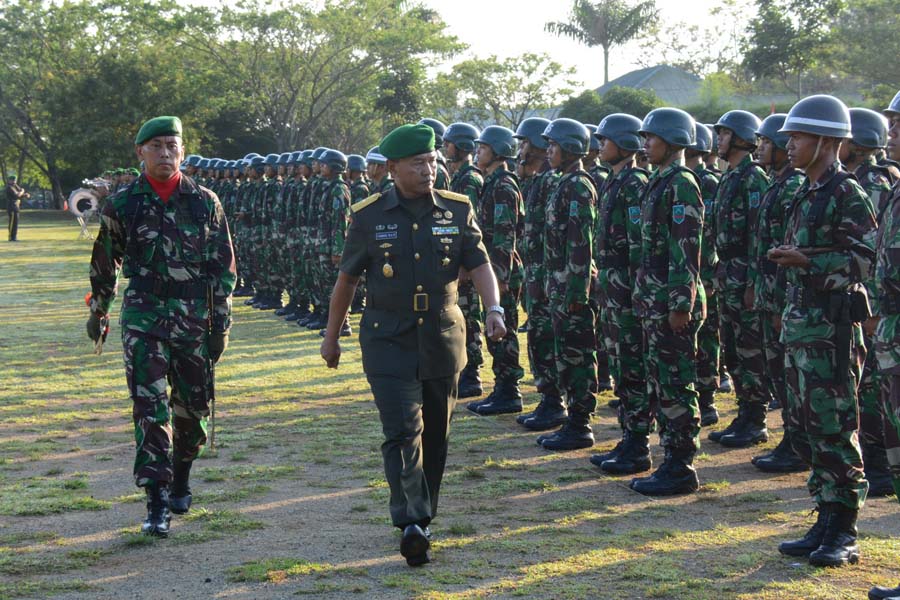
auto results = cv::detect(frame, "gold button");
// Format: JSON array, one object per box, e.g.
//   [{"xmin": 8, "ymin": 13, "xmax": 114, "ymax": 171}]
[
  {"xmin": 416, "ymin": 285, "xmax": 423, "ymax": 292},
  {"xmin": 384, "ymin": 251, "xmax": 390, "ymax": 257},
  {"xmin": 415, "ymin": 253, "xmax": 420, "ymax": 260},
  {"xmin": 412, "ymin": 223, "xmax": 419, "ymax": 231},
  {"xmin": 444, "ymin": 245, "xmax": 450, "ymax": 251},
  {"xmin": 373, "ymin": 322, "xmax": 379, "ymax": 328},
  {"xmin": 417, "ymin": 318, "xmax": 424, "ymax": 325}
]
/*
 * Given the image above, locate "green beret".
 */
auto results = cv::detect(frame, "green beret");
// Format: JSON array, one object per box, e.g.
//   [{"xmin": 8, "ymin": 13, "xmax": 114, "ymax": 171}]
[
  {"xmin": 379, "ymin": 124, "xmax": 435, "ymax": 160},
  {"xmin": 135, "ymin": 116, "xmax": 182, "ymax": 145}
]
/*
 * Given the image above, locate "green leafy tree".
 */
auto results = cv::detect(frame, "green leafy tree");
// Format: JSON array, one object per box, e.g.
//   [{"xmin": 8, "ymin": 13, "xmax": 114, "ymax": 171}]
[
  {"xmin": 545, "ymin": 0, "xmax": 658, "ymax": 85},
  {"xmin": 829, "ymin": 0, "xmax": 900, "ymax": 98},
  {"xmin": 558, "ymin": 90, "xmax": 606, "ymax": 123}
]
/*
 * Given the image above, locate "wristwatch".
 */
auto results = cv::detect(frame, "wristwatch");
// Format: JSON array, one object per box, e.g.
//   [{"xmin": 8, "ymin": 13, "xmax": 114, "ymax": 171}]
[{"xmin": 486, "ymin": 304, "xmax": 505, "ymax": 317}]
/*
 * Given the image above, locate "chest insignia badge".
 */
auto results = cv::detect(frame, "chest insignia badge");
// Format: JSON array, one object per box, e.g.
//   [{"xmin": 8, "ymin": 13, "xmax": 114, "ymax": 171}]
[
  {"xmin": 387, "ymin": 223, "xmax": 398, "ymax": 230},
  {"xmin": 444, "ymin": 210, "xmax": 453, "ymax": 219}
]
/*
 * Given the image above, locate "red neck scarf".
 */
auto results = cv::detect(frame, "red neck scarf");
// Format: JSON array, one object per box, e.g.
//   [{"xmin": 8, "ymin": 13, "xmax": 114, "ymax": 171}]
[{"xmin": 146, "ymin": 172, "xmax": 181, "ymax": 204}]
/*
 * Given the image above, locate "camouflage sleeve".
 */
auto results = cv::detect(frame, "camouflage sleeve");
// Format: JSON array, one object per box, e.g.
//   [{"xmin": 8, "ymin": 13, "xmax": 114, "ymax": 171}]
[
  {"xmin": 699, "ymin": 172, "xmax": 719, "ymax": 286},
  {"xmin": 330, "ymin": 183, "xmax": 352, "ymax": 257},
  {"xmin": 88, "ymin": 199, "xmax": 126, "ymax": 315},
  {"xmin": 460, "ymin": 206, "xmax": 490, "ymax": 272},
  {"xmin": 564, "ymin": 176, "xmax": 596, "ymax": 307},
  {"xmin": 862, "ymin": 174, "xmax": 893, "ymax": 315},
  {"xmin": 207, "ymin": 192, "xmax": 237, "ymax": 332},
  {"xmin": 804, "ymin": 179, "xmax": 876, "ymax": 291},
  {"xmin": 463, "ymin": 172, "xmax": 483, "ymax": 210},
  {"xmin": 668, "ymin": 172, "xmax": 703, "ymax": 313},
  {"xmin": 625, "ymin": 172, "xmax": 647, "ymax": 287},
  {"xmin": 875, "ymin": 187, "xmax": 900, "ymax": 369},
  {"xmin": 768, "ymin": 175, "xmax": 802, "ymax": 313},
  {"xmin": 487, "ymin": 178, "xmax": 519, "ymax": 284}
]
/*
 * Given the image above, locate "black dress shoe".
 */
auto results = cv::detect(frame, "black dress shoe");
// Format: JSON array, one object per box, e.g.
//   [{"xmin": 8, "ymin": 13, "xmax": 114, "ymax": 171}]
[
  {"xmin": 400, "ymin": 524, "xmax": 431, "ymax": 567},
  {"xmin": 869, "ymin": 584, "xmax": 900, "ymax": 600}
]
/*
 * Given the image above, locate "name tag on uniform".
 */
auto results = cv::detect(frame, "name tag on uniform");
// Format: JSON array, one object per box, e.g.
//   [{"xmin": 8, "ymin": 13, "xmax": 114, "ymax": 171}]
[
  {"xmin": 376, "ymin": 231, "xmax": 398, "ymax": 240},
  {"xmin": 432, "ymin": 226, "xmax": 459, "ymax": 235}
]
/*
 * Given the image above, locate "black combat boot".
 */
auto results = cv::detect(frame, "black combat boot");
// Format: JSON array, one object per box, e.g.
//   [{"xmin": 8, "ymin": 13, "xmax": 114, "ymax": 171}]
[
  {"xmin": 286, "ymin": 303, "xmax": 306, "ymax": 322},
  {"xmin": 808, "ymin": 504, "xmax": 860, "ymax": 567},
  {"xmin": 540, "ymin": 411, "xmax": 594, "ymax": 450},
  {"xmin": 719, "ymin": 403, "xmax": 768, "ymax": 448},
  {"xmin": 169, "ymin": 457, "xmax": 193, "ymax": 515},
  {"xmin": 629, "ymin": 447, "xmax": 698, "ymax": 495},
  {"xmin": 869, "ymin": 583, "xmax": 900, "ymax": 600},
  {"xmin": 476, "ymin": 380, "xmax": 523, "ymax": 415},
  {"xmin": 319, "ymin": 318, "xmax": 352, "ymax": 338},
  {"xmin": 458, "ymin": 365, "xmax": 484, "ymax": 399},
  {"xmin": 522, "ymin": 394, "xmax": 567, "ymax": 431},
  {"xmin": 778, "ymin": 503, "xmax": 832, "ymax": 557},
  {"xmin": 590, "ymin": 430, "xmax": 629, "ymax": 467},
  {"xmin": 297, "ymin": 307, "xmax": 316, "ymax": 327},
  {"xmin": 306, "ymin": 309, "xmax": 327, "ymax": 330},
  {"xmin": 768, "ymin": 395, "xmax": 781, "ymax": 410},
  {"xmin": 754, "ymin": 433, "xmax": 807, "ymax": 473},
  {"xmin": 141, "ymin": 483, "xmax": 171, "ymax": 537},
  {"xmin": 863, "ymin": 441, "xmax": 895, "ymax": 497},
  {"xmin": 274, "ymin": 303, "xmax": 291, "ymax": 316},
  {"xmin": 698, "ymin": 389, "xmax": 719, "ymax": 427},
  {"xmin": 708, "ymin": 404, "xmax": 747, "ymax": 442},
  {"xmin": 601, "ymin": 431, "xmax": 651, "ymax": 474},
  {"xmin": 244, "ymin": 294, "xmax": 259, "ymax": 306},
  {"xmin": 718, "ymin": 369, "xmax": 732, "ymax": 393}
]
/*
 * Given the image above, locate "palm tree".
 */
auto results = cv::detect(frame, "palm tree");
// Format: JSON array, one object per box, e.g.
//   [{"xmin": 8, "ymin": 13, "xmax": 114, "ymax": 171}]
[{"xmin": 545, "ymin": 0, "xmax": 658, "ymax": 85}]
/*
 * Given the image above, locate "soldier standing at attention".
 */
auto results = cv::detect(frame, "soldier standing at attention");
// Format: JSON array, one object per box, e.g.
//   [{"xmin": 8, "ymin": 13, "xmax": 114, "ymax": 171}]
[
  {"xmin": 87, "ymin": 116, "xmax": 236, "ymax": 536},
  {"xmin": 366, "ymin": 146, "xmax": 393, "ymax": 194},
  {"xmin": 347, "ymin": 153, "xmax": 372, "ymax": 315},
  {"xmin": 630, "ymin": 108, "xmax": 705, "ymax": 495},
  {"xmin": 747, "ymin": 114, "xmax": 806, "ymax": 474},
  {"xmin": 769, "ymin": 95, "xmax": 874, "ymax": 568},
  {"xmin": 710, "ymin": 110, "xmax": 773, "ymax": 449},
  {"xmin": 466, "ymin": 126, "xmax": 525, "ymax": 416},
  {"xmin": 319, "ymin": 124, "xmax": 505, "ymax": 566},
  {"xmin": 419, "ymin": 118, "xmax": 450, "ymax": 191},
  {"xmin": 443, "ymin": 122, "xmax": 486, "ymax": 398},
  {"xmin": 870, "ymin": 89, "xmax": 900, "ymax": 600},
  {"xmin": 316, "ymin": 149, "xmax": 353, "ymax": 337},
  {"xmin": 534, "ymin": 118, "xmax": 599, "ymax": 451},
  {"xmin": 5, "ymin": 174, "xmax": 28, "ymax": 242}
]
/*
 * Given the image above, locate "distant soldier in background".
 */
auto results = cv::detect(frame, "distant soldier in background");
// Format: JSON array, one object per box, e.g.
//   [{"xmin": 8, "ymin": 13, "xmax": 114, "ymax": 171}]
[
  {"xmin": 366, "ymin": 146, "xmax": 393, "ymax": 194},
  {"xmin": 419, "ymin": 118, "xmax": 450, "ymax": 191},
  {"xmin": 287, "ymin": 150, "xmax": 313, "ymax": 323},
  {"xmin": 316, "ymin": 149, "xmax": 353, "ymax": 337},
  {"xmin": 347, "ymin": 153, "xmax": 371, "ymax": 315},
  {"xmin": 5, "ymin": 173, "xmax": 28, "ymax": 242},
  {"xmin": 300, "ymin": 148, "xmax": 329, "ymax": 329}
]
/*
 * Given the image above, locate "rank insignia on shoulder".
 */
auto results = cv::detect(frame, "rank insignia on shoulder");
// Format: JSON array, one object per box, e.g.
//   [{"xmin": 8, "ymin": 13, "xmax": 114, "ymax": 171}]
[
  {"xmin": 673, "ymin": 204, "xmax": 686, "ymax": 224},
  {"xmin": 432, "ymin": 226, "xmax": 460, "ymax": 235}
]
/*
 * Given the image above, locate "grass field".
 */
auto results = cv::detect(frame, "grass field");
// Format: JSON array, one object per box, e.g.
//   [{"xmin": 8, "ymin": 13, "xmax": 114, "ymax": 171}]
[{"xmin": 0, "ymin": 211, "xmax": 897, "ymax": 599}]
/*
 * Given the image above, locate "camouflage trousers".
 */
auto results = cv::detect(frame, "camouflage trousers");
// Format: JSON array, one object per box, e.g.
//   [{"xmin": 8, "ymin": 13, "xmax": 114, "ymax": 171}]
[
  {"xmin": 551, "ymin": 304, "xmax": 597, "ymax": 416},
  {"xmin": 719, "ymin": 289, "xmax": 771, "ymax": 409},
  {"xmin": 486, "ymin": 287, "xmax": 524, "ymax": 383},
  {"xmin": 525, "ymin": 299, "xmax": 561, "ymax": 396},
  {"xmin": 458, "ymin": 280, "xmax": 484, "ymax": 370},
  {"xmin": 600, "ymin": 306, "xmax": 652, "ymax": 434},
  {"xmin": 316, "ymin": 255, "xmax": 338, "ymax": 309},
  {"xmin": 643, "ymin": 317, "xmax": 702, "ymax": 451},
  {"xmin": 761, "ymin": 311, "xmax": 787, "ymax": 411},
  {"xmin": 266, "ymin": 234, "xmax": 286, "ymax": 297},
  {"xmin": 783, "ymin": 322, "xmax": 868, "ymax": 509},
  {"xmin": 696, "ymin": 290, "xmax": 721, "ymax": 393},
  {"xmin": 123, "ymin": 327, "xmax": 210, "ymax": 488},
  {"xmin": 879, "ymin": 375, "xmax": 900, "ymax": 499},
  {"xmin": 859, "ymin": 332, "xmax": 884, "ymax": 448}
]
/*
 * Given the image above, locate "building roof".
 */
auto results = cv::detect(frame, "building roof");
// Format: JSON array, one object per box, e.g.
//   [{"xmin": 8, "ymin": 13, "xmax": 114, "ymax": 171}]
[{"xmin": 595, "ymin": 65, "xmax": 702, "ymax": 106}]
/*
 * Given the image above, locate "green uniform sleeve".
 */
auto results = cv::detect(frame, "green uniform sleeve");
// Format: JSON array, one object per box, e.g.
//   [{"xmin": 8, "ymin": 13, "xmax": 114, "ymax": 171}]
[{"xmin": 668, "ymin": 173, "xmax": 703, "ymax": 313}]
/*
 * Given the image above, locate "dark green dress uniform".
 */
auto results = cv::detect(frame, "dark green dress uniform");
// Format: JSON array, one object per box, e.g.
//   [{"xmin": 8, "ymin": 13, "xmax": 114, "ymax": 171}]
[{"xmin": 341, "ymin": 185, "xmax": 490, "ymax": 528}]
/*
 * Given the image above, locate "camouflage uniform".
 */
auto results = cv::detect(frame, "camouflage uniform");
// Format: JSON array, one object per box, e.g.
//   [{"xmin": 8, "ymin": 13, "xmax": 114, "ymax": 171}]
[
  {"xmin": 450, "ymin": 162, "xmax": 485, "ymax": 372},
  {"xmin": 301, "ymin": 175, "xmax": 323, "ymax": 309},
  {"xmin": 693, "ymin": 164, "xmax": 721, "ymax": 396},
  {"xmin": 780, "ymin": 162, "xmax": 875, "ymax": 510},
  {"xmin": 89, "ymin": 175, "xmax": 236, "ymax": 486},
  {"xmin": 479, "ymin": 166, "xmax": 524, "ymax": 385},
  {"xmin": 544, "ymin": 162, "xmax": 598, "ymax": 417},
  {"xmin": 713, "ymin": 155, "xmax": 772, "ymax": 419},
  {"xmin": 287, "ymin": 174, "xmax": 309, "ymax": 310},
  {"xmin": 588, "ymin": 163, "xmax": 613, "ymax": 386},
  {"xmin": 316, "ymin": 175, "xmax": 351, "ymax": 309},
  {"xmin": 634, "ymin": 161, "xmax": 705, "ymax": 451},
  {"xmin": 596, "ymin": 166, "xmax": 651, "ymax": 433}
]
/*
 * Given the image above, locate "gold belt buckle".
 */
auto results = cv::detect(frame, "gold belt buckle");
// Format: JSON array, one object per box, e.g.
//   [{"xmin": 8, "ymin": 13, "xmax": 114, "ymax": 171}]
[{"xmin": 413, "ymin": 293, "xmax": 429, "ymax": 312}]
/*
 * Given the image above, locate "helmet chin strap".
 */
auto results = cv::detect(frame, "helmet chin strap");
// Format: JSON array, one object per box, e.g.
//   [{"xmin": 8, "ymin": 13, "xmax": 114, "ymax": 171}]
[{"xmin": 804, "ymin": 136, "xmax": 825, "ymax": 172}]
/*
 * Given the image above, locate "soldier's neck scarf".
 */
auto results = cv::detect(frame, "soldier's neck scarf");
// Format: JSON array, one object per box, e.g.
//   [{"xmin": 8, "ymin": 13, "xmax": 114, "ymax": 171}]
[{"xmin": 146, "ymin": 171, "xmax": 181, "ymax": 204}]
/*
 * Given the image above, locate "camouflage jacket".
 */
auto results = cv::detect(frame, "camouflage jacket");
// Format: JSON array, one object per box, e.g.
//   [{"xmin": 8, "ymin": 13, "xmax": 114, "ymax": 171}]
[
  {"xmin": 479, "ymin": 166, "xmax": 522, "ymax": 285},
  {"xmin": 589, "ymin": 162, "xmax": 611, "ymax": 193},
  {"xmin": 350, "ymin": 178, "xmax": 371, "ymax": 204},
  {"xmin": 318, "ymin": 176, "xmax": 351, "ymax": 256},
  {"xmin": 693, "ymin": 164, "xmax": 720, "ymax": 288},
  {"xmin": 449, "ymin": 162, "xmax": 484, "ymax": 214},
  {"xmin": 633, "ymin": 161, "xmax": 705, "ymax": 321},
  {"xmin": 376, "ymin": 176, "xmax": 394, "ymax": 195},
  {"xmin": 779, "ymin": 162, "xmax": 876, "ymax": 345},
  {"xmin": 713, "ymin": 154, "xmax": 769, "ymax": 292},
  {"xmin": 856, "ymin": 155, "xmax": 895, "ymax": 316},
  {"xmin": 750, "ymin": 166, "xmax": 803, "ymax": 313},
  {"xmin": 543, "ymin": 161, "xmax": 596, "ymax": 309},
  {"xmin": 301, "ymin": 175, "xmax": 322, "ymax": 248},
  {"xmin": 522, "ymin": 166, "xmax": 560, "ymax": 300},
  {"xmin": 595, "ymin": 166, "xmax": 649, "ymax": 310},
  {"xmin": 435, "ymin": 159, "xmax": 450, "ymax": 191},
  {"xmin": 875, "ymin": 182, "xmax": 900, "ymax": 372},
  {"xmin": 89, "ymin": 174, "xmax": 236, "ymax": 334}
]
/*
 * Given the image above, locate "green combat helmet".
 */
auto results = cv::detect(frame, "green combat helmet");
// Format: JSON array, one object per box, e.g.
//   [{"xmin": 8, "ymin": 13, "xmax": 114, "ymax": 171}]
[
  {"xmin": 475, "ymin": 125, "xmax": 518, "ymax": 159},
  {"xmin": 705, "ymin": 123, "xmax": 718, "ymax": 155},
  {"xmin": 366, "ymin": 146, "xmax": 387, "ymax": 165},
  {"xmin": 418, "ymin": 118, "xmax": 447, "ymax": 149},
  {"xmin": 778, "ymin": 95, "xmax": 852, "ymax": 138},
  {"xmin": 185, "ymin": 154, "xmax": 202, "ymax": 167},
  {"xmin": 692, "ymin": 123, "xmax": 714, "ymax": 154},
  {"xmin": 541, "ymin": 118, "xmax": 591, "ymax": 155},
  {"xmin": 289, "ymin": 151, "xmax": 303, "ymax": 165},
  {"xmin": 443, "ymin": 122, "xmax": 480, "ymax": 153},
  {"xmin": 595, "ymin": 113, "xmax": 644, "ymax": 152},
  {"xmin": 714, "ymin": 110, "xmax": 761, "ymax": 145},
  {"xmin": 883, "ymin": 90, "xmax": 900, "ymax": 117},
  {"xmin": 347, "ymin": 154, "xmax": 367, "ymax": 172},
  {"xmin": 513, "ymin": 117, "xmax": 551, "ymax": 149},
  {"xmin": 848, "ymin": 108, "xmax": 888, "ymax": 148},
  {"xmin": 640, "ymin": 108, "xmax": 696, "ymax": 148},
  {"xmin": 311, "ymin": 147, "xmax": 329, "ymax": 163},
  {"xmin": 249, "ymin": 155, "xmax": 266, "ymax": 174},
  {"xmin": 584, "ymin": 123, "xmax": 600, "ymax": 151},
  {"xmin": 755, "ymin": 114, "xmax": 790, "ymax": 149},
  {"xmin": 299, "ymin": 150, "xmax": 314, "ymax": 167},
  {"xmin": 264, "ymin": 153, "xmax": 280, "ymax": 166},
  {"xmin": 198, "ymin": 158, "xmax": 211, "ymax": 170},
  {"xmin": 243, "ymin": 152, "xmax": 261, "ymax": 161},
  {"xmin": 320, "ymin": 149, "xmax": 348, "ymax": 172},
  {"xmin": 277, "ymin": 152, "xmax": 292, "ymax": 165}
]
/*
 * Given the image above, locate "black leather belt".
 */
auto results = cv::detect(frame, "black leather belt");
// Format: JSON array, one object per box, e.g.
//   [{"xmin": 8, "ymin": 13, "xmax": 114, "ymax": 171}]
[
  {"xmin": 367, "ymin": 291, "xmax": 459, "ymax": 313},
  {"xmin": 128, "ymin": 276, "xmax": 208, "ymax": 299}
]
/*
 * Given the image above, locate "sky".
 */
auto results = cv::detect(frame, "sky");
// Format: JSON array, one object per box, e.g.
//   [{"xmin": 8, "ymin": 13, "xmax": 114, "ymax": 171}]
[{"xmin": 420, "ymin": 0, "xmax": 748, "ymax": 90}]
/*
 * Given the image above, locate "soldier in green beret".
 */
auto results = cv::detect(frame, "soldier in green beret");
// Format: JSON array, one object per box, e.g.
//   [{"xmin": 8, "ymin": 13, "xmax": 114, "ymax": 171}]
[{"xmin": 320, "ymin": 124, "xmax": 506, "ymax": 566}]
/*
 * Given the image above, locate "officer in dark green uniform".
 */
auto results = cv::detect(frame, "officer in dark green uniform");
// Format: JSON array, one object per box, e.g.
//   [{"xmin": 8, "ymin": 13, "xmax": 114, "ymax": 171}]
[{"xmin": 320, "ymin": 124, "xmax": 506, "ymax": 567}]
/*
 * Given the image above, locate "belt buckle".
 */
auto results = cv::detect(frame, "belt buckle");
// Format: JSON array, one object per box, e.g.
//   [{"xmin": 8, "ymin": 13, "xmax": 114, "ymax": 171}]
[{"xmin": 413, "ymin": 293, "xmax": 429, "ymax": 312}]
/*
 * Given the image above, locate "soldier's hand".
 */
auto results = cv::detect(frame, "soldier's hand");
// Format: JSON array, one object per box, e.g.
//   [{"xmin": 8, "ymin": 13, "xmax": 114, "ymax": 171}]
[
  {"xmin": 743, "ymin": 285, "xmax": 755, "ymax": 311},
  {"xmin": 485, "ymin": 311, "xmax": 506, "ymax": 342},
  {"xmin": 668, "ymin": 310, "xmax": 691, "ymax": 333},
  {"xmin": 321, "ymin": 338, "xmax": 341, "ymax": 369},
  {"xmin": 208, "ymin": 331, "xmax": 229, "ymax": 364},
  {"xmin": 767, "ymin": 245, "xmax": 810, "ymax": 269}
]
